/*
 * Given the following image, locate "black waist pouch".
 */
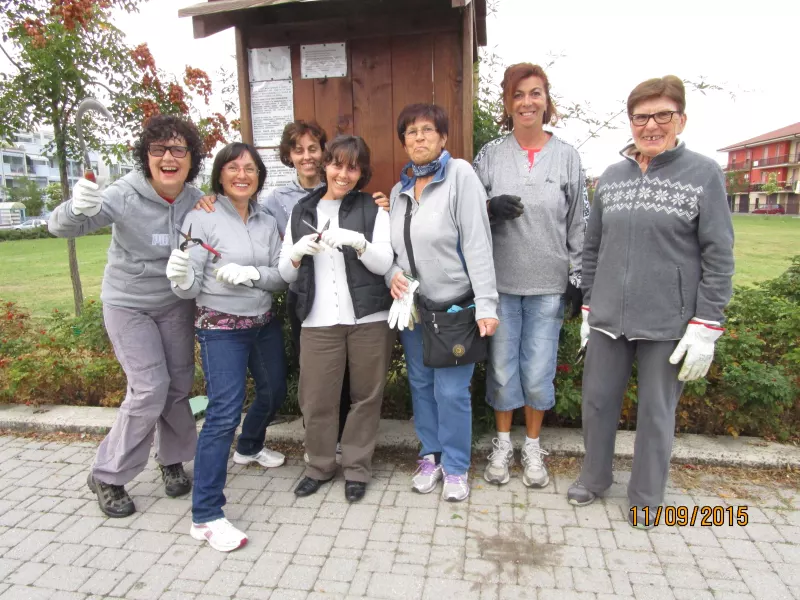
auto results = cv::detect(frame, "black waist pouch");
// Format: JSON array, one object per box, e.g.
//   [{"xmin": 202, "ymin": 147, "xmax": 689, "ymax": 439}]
[{"xmin": 417, "ymin": 291, "xmax": 487, "ymax": 368}]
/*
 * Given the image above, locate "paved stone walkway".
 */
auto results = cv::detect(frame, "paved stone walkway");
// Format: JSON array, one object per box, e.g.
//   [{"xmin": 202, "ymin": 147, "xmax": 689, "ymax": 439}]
[{"xmin": 0, "ymin": 434, "xmax": 799, "ymax": 600}]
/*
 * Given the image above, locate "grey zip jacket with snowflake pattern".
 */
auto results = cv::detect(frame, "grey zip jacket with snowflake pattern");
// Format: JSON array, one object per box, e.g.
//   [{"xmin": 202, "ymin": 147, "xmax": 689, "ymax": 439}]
[{"xmin": 582, "ymin": 141, "xmax": 734, "ymax": 340}]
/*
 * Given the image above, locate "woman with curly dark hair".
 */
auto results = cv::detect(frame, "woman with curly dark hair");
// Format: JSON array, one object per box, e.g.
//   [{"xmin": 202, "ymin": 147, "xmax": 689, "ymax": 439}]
[{"xmin": 48, "ymin": 114, "xmax": 206, "ymax": 519}]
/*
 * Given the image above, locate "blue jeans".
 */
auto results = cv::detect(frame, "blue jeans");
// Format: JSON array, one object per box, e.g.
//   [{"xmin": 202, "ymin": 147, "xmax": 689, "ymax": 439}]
[
  {"xmin": 486, "ymin": 293, "xmax": 564, "ymax": 412},
  {"xmin": 193, "ymin": 318, "xmax": 287, "ymax": 523},
  {"xmin": 400, "ymin": 327, "xmax": 474, "ymax": 475}
]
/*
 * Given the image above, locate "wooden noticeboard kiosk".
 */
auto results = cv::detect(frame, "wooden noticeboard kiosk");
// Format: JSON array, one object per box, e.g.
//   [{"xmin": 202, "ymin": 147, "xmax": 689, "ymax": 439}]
[{"xmin": 178, "ymin": 0, "xmax": 487, "ymax": 195}]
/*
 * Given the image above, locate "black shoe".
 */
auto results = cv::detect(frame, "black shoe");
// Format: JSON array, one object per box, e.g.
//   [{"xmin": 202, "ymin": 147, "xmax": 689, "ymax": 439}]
[
  {"xmin": 159, "ymin": 463, "xmax": 192, "ymax": 497},
  {"xmin": 87, "ymin": 473, "xmax": 135, "ymax": 518},
  {"xmin": 345, "ymin": 480, "xmax": 366, "ymax": 503},
  {"xmin": 294, "ymin": 476, "xmax": 333, "ymax": 497}
]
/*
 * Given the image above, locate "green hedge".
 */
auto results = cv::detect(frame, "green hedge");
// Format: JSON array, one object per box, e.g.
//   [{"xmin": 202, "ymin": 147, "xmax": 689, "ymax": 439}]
[
  {"xmin": 2, "ymin": 256, "xmax": 798, "ymax": 440},
  {"xmin": 0, "ymin": 225, "xmax": 112, "ymax": 242}
]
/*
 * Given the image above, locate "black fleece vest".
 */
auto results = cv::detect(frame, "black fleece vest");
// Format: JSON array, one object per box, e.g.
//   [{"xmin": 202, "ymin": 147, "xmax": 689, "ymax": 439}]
[{"xmin": 289, "ymin": 187, "xmax": 393, "ymax": 322}]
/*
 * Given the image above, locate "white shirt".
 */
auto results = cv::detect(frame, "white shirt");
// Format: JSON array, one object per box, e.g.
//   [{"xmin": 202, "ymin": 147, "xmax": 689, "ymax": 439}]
[{"xmin": 279, "ymin": 199, "xmax": 393, "ymax": 327}]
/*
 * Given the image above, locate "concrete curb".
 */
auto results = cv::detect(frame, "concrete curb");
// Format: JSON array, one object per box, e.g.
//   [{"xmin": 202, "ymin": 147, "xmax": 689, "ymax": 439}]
[{"xmin": 2, "ymin": 404, "xmax": 799, "ymax": 468}]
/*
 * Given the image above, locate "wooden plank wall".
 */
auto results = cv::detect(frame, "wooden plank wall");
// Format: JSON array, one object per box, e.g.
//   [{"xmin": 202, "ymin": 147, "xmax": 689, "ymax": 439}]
[{"xmin": 273, "ymin": 34, "xmax": 465, "ymax": 195}]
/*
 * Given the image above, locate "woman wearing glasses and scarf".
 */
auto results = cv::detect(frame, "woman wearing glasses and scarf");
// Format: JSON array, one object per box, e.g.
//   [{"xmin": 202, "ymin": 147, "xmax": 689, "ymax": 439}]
[
  {"xmin": 167, "ymin": 142, "xmax": 288, "ymax": 551},
  {"xmin": 569, "ymin": 76, "xmax": 734, "ymax": 529},
  {"xmin": 472, "ymin": 63, "xmax": 587, "ymax": 490},
  {"xmin": 48, "ymin": 115, "xmax": 206, "ymax": 519},
  {"xmin": 387, "ymin": 103, "xmax": 498, "ymax": 502}
]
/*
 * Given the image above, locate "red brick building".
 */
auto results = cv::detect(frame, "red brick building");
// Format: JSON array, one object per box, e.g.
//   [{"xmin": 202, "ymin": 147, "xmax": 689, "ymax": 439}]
[{"xmin": 718, "ymin": 122, "xmax": 800, "ymax": 214}]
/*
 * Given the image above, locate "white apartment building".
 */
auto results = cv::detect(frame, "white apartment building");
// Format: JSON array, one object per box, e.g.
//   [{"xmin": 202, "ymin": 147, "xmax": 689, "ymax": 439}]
[{"xmin": 0, "ymin": 129, "xmax": 135, "ymax": 201}]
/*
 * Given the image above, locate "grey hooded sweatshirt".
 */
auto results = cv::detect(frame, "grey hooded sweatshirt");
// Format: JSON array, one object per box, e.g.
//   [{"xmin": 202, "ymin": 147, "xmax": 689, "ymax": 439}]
[
  {"xmin": 172, "ymin": 195, "xmax": 287, "ymax": 316},
  {"xmin": 259, "ymin": 176, "xmax": 324, "ymax": 238},
  {"xmin": 582, "ymin": 142, "xmax": 734, "ymax": 340},
  {"xmin": 48, "ymin": 171, "xmax": 204, "ymax": 309}
]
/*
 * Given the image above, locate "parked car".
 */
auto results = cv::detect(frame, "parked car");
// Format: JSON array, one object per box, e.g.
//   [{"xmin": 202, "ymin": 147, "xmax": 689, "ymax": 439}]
[
  {"xmin": 752, "ymin": 204, "xmax": 785, "ymax": 215},
  {"xmin": 12, "ymin": 219, "xmax": 48, "ymax": 230}
]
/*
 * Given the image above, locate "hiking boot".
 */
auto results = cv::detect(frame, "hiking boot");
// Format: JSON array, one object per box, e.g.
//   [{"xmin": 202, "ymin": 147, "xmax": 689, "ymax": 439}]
[
  {"xmin": 442, "ymin": 473, "xmax": 470, "ymax": 502},
  {"xmin": 411, "ymin": 454, "xmax": 443, "ymax": 494},
  {"xmin": 484, "ymin": 438, "xmax": 514, "ymax": 485},
  {"xmin": 190, "ymin": 517, "xmax": 248, "ymax": 552},
  {"xmin": 159, "ymin": 463, "xmax": 191, "ymax": 497},
  {"xmin": 87, "ymin": 473, "xmax": 135, "ymax": 518},
  {"xmin": 233, "ymin": 447, "xmax": 285, "ymax": 468},
  {"xmin": 567, "ymin": 480, "xmax": 597, "ymax": 506},
  {"xmin": 521, "ymin": 443, "xmax": 550, "ymax": 488}
]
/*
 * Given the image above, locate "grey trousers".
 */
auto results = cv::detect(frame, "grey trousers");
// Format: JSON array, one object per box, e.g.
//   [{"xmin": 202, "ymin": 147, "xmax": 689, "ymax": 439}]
[
  {"xmin": 93, "ymin": 300, "xmax": 197, "ymax": 486},
  {"xmin": 579, "ymin": 332, "xmax": 684, "ymax": 510},
  {"xmin": 299, "ymin": 322, "xmax": 394, "ymax": 483}
]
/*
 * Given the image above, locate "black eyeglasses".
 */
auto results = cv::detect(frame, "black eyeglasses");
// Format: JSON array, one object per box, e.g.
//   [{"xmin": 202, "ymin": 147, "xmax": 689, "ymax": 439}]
[
  {"xmin": 630, "ymin": 111, "xmax": 680, "ymax": 127},
  {"xmin": 149, "ymin": 144, "xmax": 189, "ymax": 158}
]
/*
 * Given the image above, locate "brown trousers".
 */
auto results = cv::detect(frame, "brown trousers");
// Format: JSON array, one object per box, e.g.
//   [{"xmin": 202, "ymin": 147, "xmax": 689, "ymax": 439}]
[{"xmin": 299, "ymin": 321, "xmax": 394, "ymax": 482}]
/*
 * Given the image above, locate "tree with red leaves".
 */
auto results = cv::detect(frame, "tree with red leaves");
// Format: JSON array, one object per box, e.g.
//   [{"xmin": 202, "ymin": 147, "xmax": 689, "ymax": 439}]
[{"xmin": 0, "ymin": 0, "xmax": 230, "ymax": 315}]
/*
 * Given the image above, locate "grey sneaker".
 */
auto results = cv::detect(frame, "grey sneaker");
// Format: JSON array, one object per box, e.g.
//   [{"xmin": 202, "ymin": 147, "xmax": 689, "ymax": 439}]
[
  {"xmin": 87, "ymin": 473, "xmax": 135, "ymax": 518},
  {"xmin": 484, "ymin": 438, "xmax": 514, "ymax": 485},
  {"xmin": 567, "ymin": 480, "xmax": 597, "ymax": 506},
  {"xmin": 159, "ymin": 463, "xmax": 191, "ymax": 497},
  {"xmin": 521, "ymin": 444, "xmax": 549, "ymax": 488},
  {"xmin": 411, "ymin": 454, "xmax": 443, "ymax": 494},
  {"xmin": 628, "ymin": 506, "xmax": 655, "ymax": 530},
  {"xmin": 441, "ymin": 473, "xmax": 470, "ymax": 502}
]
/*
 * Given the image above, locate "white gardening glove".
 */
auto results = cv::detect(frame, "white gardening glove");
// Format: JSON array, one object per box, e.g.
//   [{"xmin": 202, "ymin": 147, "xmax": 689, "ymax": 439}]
[
  {"xmin": 215, "ymin": 263, "xmax": 259, "ymax": 288},
  {"xmin": 580, "ymin": 305, "xmax": 590, "ymax": 349},
  {"xmin": 290, "ymin": 233, "xmax": 330, "ymax": 263},
  {"xmin": 70, "ymin": 178, "xmax": 103, "ymax": 217},
  {"xmin": 321, "ymin": 227, "xmax": 367, "ymax": 252},
  {"xmin": 166, "ymin": 249, "xmax": 195, "ymax": 290},
  {"xmin": 668, "ymin": 318, "xmax": 724, "ymax": 381},
  {"xmin": 388, "ymin": 277, "xmax": 420, "ymax": 331}
]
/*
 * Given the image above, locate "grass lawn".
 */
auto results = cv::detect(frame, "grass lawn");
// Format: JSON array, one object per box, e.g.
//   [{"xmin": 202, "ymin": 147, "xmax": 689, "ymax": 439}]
[
  {"xmin": 1, "ymin": 235, "xmax": 110, "ymax": 318},
  {"xmin": 730, "ymin": 215, "xmax": 799, "ymax": 287},
  {"xmin": 1, "ymin": 215, "xmax": 798, "ymax": 317}
]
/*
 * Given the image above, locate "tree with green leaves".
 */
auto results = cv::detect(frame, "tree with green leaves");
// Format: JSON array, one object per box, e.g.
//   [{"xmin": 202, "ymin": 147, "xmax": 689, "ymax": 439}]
[
  {"xmin": 0, "ymin": 0, "xmax": 230, "ymax": 315},
  {"xmin": 45, "ymin": 182, "xmax": 63, "ymax": 212},
  {"xmin": 762, "ymin": 172, "xmax": 781, "ymax": 197},
  {"xmin": 6, "ymin": 177, "xmax": 45, "ymax": 217}
]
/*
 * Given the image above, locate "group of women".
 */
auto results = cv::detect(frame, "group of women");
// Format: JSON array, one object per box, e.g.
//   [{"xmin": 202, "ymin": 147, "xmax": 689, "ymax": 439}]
[{"xmin": 48, "ymin": 62, "xmax": 734, "ymax": 553}]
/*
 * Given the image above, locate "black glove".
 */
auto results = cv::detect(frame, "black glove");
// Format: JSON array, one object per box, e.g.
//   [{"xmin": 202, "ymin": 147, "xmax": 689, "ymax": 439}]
[
  {"xmin": 563, "ymin": 282, "xmax": 583, "ymax": 320},
  {"xmin": 488, "ymin": 194, "xmax": 524, "ymax": 220}
]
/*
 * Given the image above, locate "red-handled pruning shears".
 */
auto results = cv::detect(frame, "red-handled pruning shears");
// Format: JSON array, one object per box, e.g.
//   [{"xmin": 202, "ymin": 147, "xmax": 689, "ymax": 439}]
[{"xmin": 176, "ymin": 225, "xmax": 222, "ymax": 263}]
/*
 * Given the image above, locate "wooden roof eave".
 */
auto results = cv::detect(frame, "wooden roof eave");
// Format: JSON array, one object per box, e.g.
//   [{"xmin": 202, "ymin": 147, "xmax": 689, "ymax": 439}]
[{"xmin": 178, "ymin": 0, "xmax": 488, "ymax": 44}]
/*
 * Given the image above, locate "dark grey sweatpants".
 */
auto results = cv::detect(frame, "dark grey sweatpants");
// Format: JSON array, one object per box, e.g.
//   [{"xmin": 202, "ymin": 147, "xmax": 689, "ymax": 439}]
[
  {"xmin": 93, "ymin": 300, "xmax": 197, "ymax": 486},
  {"xmin": 578, "ymin": 332, "xmax": 684, "ymax": 510}
]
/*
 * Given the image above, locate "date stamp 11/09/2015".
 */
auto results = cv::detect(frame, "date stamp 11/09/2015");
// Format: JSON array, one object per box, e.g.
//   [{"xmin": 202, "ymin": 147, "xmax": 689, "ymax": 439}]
[{"xmin": 630, "ymin": 505, "xmax": 749, "ymax": 527}]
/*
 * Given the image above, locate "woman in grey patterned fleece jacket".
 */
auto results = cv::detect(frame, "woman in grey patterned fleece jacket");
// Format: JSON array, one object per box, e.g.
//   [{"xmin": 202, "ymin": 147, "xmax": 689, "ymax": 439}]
[
  {"xmin": 568, "ymin": 76, "xmax": 734, "ymax": 529},
  {"xmin": 473, "ymin": 62, "xmax": 588, "ymax": 491}
]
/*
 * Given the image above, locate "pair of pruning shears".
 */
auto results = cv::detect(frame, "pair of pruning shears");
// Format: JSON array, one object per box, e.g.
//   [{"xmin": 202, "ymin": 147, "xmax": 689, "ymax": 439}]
[
  {"xmin": 176, "ymin": 225, "xmax": 222, "ymax": 263},
  {"xmin": 302, "ymin": 218, "xmax": 343, "ymax": 252},
  {"xmin": 575, "ymin": 343, "xmax": 587, "ymax": 364},
  {"xmin": 302, "ymin": 218, "xmax": 330, "ymax": 242}
]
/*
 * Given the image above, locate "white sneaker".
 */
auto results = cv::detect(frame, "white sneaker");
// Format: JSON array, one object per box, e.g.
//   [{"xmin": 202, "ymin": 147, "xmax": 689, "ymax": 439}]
[
  {"xmin": 335, "ymin": 442, "xmax": 342, "ymax": 465},
  {"xmin": 190, "ymin": 518, "xmax": 248, "ymax": 552},
  {"xmin": 521, "ymin": 443, "xmax": 549, "ymax": 488},
  {"xmin": 411, "ymin": 454, "xmax": 443, "ymax": 494},
  {"xmin": 442, "ymin": 473, "xmax": 470, "ymax": 502},
  {"xmin": 233, "ymin": 447, "xmax": 285, "ymax": 468},
  {"xmin": 484, "ymin": 438, "xmax": 514, "ymax": 485}
]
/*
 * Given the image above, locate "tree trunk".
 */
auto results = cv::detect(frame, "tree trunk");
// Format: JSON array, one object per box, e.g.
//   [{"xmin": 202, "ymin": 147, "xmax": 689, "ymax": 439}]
[{"xmin": 53, "ymin": 114, "xmax": 83, "ymax": 316}]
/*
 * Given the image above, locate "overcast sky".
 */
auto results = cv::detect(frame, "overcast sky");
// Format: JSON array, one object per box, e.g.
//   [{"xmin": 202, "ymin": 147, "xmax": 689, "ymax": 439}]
[{"xmin": 7, "ymin": 0, "xmax": 800, "ymax": 176}]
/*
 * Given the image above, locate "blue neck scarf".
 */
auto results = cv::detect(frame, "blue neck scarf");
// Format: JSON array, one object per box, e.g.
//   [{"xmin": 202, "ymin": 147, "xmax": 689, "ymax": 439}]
[{"xmin": 400, "ymin": 150, "xmax": 451, "ymax": 190}]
